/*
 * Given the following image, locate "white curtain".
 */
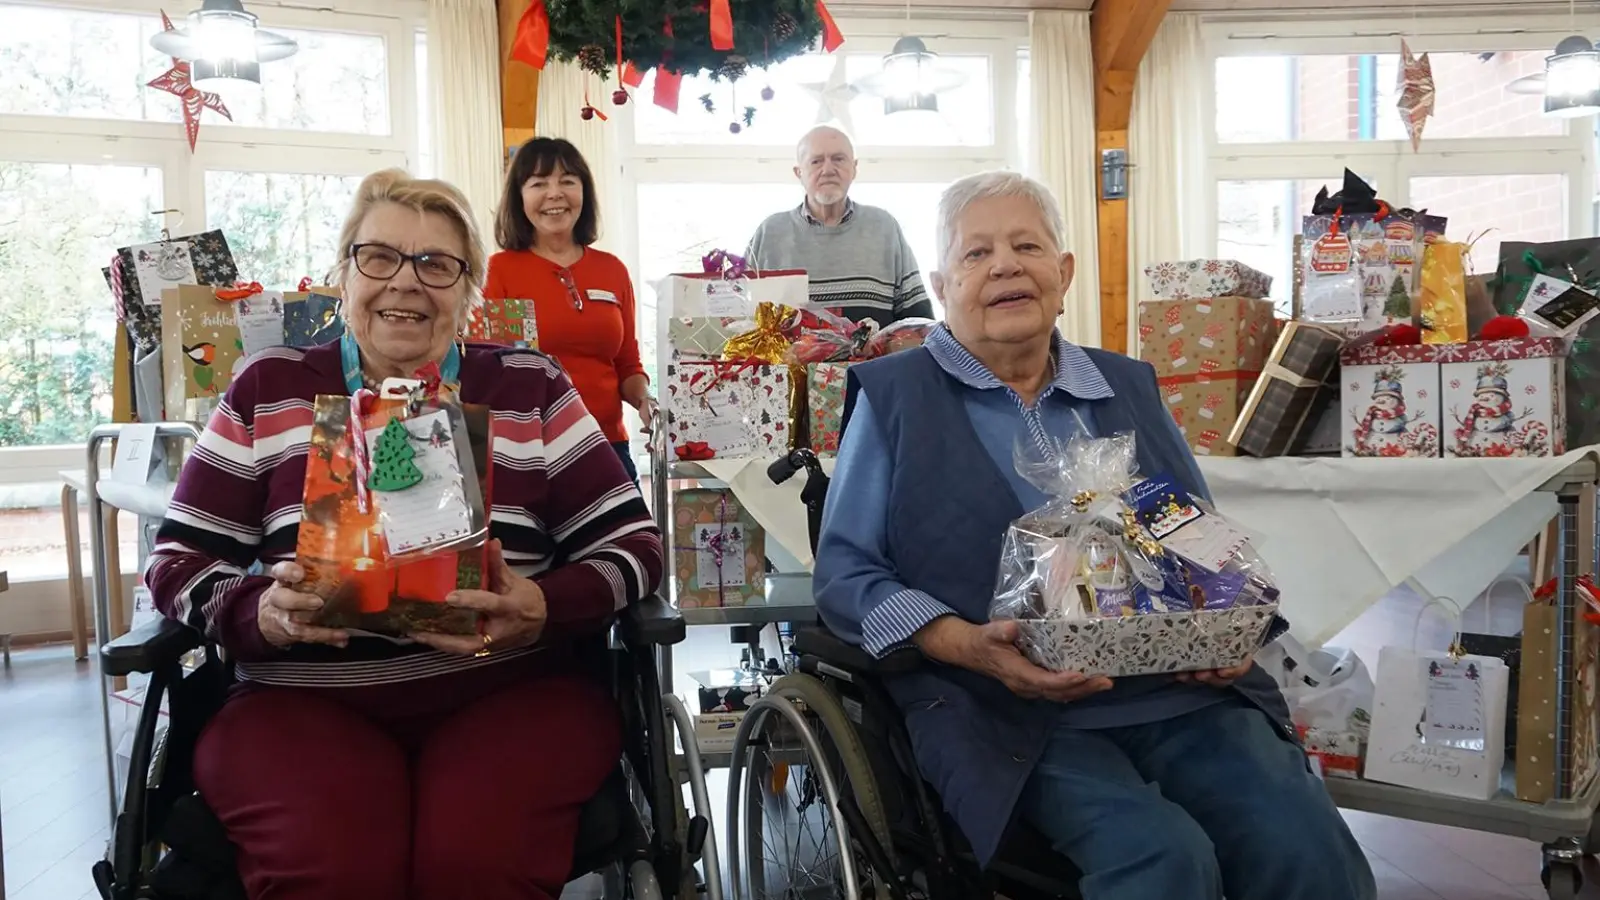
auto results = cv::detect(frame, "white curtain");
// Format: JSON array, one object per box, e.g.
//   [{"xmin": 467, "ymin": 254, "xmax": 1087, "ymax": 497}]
[
  {"xmin": 534, "ymin": 62, "xmax": 623, "ymax": 255},
  {"xmin": 426, "ymin": 0, "xmax": 504, "ymax": 243},
  {"xmin": 1127, "ymin": 12, "xmax": 1209, "ymax": 357},
  {"xmin": 1029, "ymin": 11, "xmax": 1101, "ymax": 348}
]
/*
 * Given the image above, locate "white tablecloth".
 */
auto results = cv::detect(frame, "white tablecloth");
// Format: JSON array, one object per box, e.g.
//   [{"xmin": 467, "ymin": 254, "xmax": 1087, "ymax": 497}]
[
  {"xmin": 1200, "ymin": 450, "xmax": 1600, "ymax": 646},
  {"xmin": 694, "ymin": 451, "xmax": 1600, "ymax": 649}
]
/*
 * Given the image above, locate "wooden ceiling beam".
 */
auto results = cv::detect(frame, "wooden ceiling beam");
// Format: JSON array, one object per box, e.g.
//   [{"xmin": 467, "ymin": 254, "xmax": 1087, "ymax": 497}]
[
  {"xmin": 1091, "ymin": 0, "xmax": 1171, "ymax": 353},
  {"xmin": 498, "ymin": 0, "xmax": 540, "ymax": 158}
]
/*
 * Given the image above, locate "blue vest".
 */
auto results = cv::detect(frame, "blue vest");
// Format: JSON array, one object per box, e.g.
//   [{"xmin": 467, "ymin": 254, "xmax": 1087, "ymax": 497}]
[{"xmin": 845, "ymin": 346, "xmax": 1291, "ymax": 867}]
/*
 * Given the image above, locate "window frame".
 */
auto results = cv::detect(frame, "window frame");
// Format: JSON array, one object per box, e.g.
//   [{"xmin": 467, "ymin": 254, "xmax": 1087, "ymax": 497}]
[
  {"xmin": 0, "ymin": 0, "xmax": 427, "ymax": 469},
  {"xmin": 1203, "ymin": 15, "xmax": 1598, "ymax": 259},
  {"xmin": 616, "ymin": 14, "xmax": 1029, "ymax": 389}
]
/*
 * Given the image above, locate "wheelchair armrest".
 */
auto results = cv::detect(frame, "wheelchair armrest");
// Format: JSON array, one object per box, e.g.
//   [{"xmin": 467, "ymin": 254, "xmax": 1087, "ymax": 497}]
[
  {"xmin": 794, "ymin": 625, "xmax": 923, "ymax": 677},
  {"xmin": 101, "ymin": 617, "xmax": 202, "ymax": 678},
  {"xmin": 618, "ymin": 593, "xmax": 685, "ymax": 647}
]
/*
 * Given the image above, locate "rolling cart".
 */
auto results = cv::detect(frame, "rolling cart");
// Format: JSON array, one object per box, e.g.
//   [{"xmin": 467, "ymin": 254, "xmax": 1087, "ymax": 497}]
[{"xmin": 1318, "ymin": 456, "xmax": 1600, "ymax": 899}]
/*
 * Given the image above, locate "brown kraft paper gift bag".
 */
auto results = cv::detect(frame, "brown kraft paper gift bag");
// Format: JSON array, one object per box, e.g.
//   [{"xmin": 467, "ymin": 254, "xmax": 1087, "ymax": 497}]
[{"xmin": 1515, "ymin": 599, "xmax": 1599, "ymax": 803}]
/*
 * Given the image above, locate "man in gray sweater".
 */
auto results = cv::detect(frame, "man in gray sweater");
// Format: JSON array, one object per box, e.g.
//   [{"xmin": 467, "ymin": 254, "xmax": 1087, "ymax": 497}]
[{"xmin": 745, "ymin": 125, "xmax": 934, "ymax": 328}]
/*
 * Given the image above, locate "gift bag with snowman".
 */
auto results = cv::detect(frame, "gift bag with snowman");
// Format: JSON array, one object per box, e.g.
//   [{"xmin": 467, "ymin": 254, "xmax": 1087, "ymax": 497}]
[
  {"xmin": 1364, "ymin": 598, "xmax": 1511, "ymax": 800},
  {"xmin": 1437, "ymin": 338, "xmax": 1566, "ymax": 458}
]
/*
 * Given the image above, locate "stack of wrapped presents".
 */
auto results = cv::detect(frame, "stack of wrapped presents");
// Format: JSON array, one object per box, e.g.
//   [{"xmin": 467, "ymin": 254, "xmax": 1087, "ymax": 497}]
[{"xmin": 1140, "ymin": 169, "xmax": 1598, "ymax": 462}]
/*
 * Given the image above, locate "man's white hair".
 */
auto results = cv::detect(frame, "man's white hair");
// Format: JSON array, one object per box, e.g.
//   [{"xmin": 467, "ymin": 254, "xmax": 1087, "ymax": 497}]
[
  {"xmin": 935, "ymin": 171, "xmax": 1067, "ymax": 266},
  {"xmin": 795, "ymin": 124, "xmax": 855, "ymax": 164}
]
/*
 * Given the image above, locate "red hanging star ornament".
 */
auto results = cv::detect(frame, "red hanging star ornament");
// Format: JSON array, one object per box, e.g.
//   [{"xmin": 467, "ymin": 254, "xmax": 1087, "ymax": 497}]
[
  {"xmin": 1397, "ymin": 39, "xmax": 1435, "ymax": 152},
  {"xmin": 147, "ymin": 10, "xmax": 233, "ymax": 152}
]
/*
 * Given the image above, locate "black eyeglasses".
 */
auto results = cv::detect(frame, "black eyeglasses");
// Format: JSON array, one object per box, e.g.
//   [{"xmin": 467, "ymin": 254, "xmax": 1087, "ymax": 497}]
[{"xmin": 350, "ymin": 243, "xmax": 470, "ymax": 289}]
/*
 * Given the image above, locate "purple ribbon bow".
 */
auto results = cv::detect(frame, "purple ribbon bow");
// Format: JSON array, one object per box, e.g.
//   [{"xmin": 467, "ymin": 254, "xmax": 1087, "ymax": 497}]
[{"xmin": 701, "ymin": 249, "xmax": 750, "ymax": 280}]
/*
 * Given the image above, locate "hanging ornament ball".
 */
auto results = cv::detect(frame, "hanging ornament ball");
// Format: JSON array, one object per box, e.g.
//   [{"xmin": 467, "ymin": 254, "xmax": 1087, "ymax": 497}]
[
  {"xmin": 612, "ymin": 88, "xmax": 629, "ymax": 106},
  {"xmin": 576, "ymin": 44, "xmax": 608, "ymax": 74},
  {"xmin": 580, "ymin": 106, "xmax": 596, "ymax": 121},
  {"xmin": 717, "ymin": 54, "xmax": 749, "ymax": 82},
  {"xmin": 772, "ymin": 12, "xmax": 799, "ymax": 41},
  {"xmin": 729, "ymin": 121, "xmax": 743, "ymax": 134},
  {"xmin": 761, "ymin": 85, "xmax": 775, "ymax": 102}
]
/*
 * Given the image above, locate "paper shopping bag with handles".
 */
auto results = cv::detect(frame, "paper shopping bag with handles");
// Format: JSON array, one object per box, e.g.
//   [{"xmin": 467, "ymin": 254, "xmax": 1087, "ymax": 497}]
[
  {"xmin": 1365, "ymin": 644, "xmax": 1509, "ymax": 799},
  {"xmin": 1514, "ymin": 595, "xmax": 1600, "ymax": 802}
]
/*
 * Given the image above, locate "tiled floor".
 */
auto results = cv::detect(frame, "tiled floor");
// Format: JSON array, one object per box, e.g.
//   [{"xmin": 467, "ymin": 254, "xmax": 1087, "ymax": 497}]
[{"xmin": 4, "ymin": 580, "xmax": 1600, "ymax": 900}]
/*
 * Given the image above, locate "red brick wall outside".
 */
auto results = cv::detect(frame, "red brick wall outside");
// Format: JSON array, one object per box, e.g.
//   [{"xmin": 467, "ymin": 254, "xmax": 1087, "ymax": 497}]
[{"xmin": 1284, "ymin": 51, "xmax": 1575, "ymax": 275}]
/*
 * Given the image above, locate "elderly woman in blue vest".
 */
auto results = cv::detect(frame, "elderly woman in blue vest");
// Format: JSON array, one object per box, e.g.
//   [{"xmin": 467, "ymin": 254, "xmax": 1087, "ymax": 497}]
[{"xmin": 813, "ymin": 171, "xmax": 1375, "ymax": 900}]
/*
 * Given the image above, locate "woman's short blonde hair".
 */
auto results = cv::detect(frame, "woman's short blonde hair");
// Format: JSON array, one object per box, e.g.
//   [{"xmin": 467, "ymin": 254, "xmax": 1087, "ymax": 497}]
[{"xmin": 332, "ymin": 169, "xmax": 488, "ymax": 307}]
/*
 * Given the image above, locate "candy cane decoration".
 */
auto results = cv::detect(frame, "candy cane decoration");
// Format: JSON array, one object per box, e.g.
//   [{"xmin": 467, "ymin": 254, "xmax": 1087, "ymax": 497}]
[{"xmin": 349, "ymin": 388, "xmax": 376, "ymax": 514}]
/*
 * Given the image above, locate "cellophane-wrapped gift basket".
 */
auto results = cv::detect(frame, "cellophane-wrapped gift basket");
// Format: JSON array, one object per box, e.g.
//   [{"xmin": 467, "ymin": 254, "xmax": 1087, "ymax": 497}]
[{"xmin": 990, "ymin": 433, "xmax": 1281, "ymax": 677}]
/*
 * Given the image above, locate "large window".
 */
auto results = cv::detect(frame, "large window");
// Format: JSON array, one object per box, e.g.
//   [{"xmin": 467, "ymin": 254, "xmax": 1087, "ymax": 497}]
[
  {"xmin": 620, "ymin": 20, "xmax": 1029, "ymax": 384},
  {"xmin": 1207, "ymin": 19, "xmax": 1596, "ymax": 313},
  {"xmin": 0, "ymin": 0, "xmax": 425, "ymax": 580}
]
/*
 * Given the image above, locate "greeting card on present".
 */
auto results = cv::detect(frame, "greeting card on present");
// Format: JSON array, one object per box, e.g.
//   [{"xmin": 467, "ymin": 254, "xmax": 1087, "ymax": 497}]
[
  {"xmin": 466, "ymin": 298, "xmax": 538, "ymax": 348},
  {"xmin": 296, "ymin": 393, "xmax": 493, "ymax": 637},
  {"xmin": 111, "ymin": 231, "xmax": 238, "ymax": 354}
]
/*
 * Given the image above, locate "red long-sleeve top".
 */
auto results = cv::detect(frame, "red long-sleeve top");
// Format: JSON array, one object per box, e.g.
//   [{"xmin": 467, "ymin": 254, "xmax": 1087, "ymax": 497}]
[{"xmin": 484, "ymin": 249, "xmax": 647, "ymax": 443}]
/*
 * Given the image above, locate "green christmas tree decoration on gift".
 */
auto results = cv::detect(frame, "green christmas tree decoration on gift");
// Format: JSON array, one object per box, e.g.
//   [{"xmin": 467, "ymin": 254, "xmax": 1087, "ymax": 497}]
[
  {"xmin": 1384, "ymin": 274, "xmax": 1411, "ymax": 319},
  {"xmin": 368, "ymin": 416, "xmax": 424, "ymax": 492}
]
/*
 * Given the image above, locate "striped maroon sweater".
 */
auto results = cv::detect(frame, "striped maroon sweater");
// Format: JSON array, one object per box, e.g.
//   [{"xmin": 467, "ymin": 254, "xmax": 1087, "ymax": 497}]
[{"xmin": 145, "ymin": 341, "xmax": 664, "ymax": 687}]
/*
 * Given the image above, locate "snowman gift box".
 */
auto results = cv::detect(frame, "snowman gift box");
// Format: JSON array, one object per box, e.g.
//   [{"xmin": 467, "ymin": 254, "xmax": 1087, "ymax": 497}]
[
  {"xmin": 1339, "ymin": 343, "xmax": 1443, "ymax": 458},
  {"xmin": 1437, "ymin": 337, "xmax": 1567, "ymax": 458}
]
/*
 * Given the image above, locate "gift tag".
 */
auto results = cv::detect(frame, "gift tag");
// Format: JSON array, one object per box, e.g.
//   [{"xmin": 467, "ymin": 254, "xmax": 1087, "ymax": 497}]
[
  {"xmin": 1123, "ymin": 475, "xmax": 1250, "ymax": 573},
  {"xmin": 130, "ymin": 240, "xmax": 196, "ymax": 305},
  {"xmin": 704, "ymin": 280, "xmax": 752, "ymax": 317},
  {"xmin": 1520, "ymin": 277, "xmax": 1600, "ymax": 336},
  {"xmin": 236, "ymin": 292, "xmax": 286, "ymax": 358},
  {"xmin": 1422, "ymin": 657, "xmax": 1486, "ymax": 752},
  {"xmin": 1310, "ymin": 231, "xmax": 1353, "ymax": 274},
  {"xmin": 697, "ymin": 392, "xmax": 754, "ymax": 457},
  {"xmin": 694, "ymin": 522, "xmax": 747, "ymax": 588},
  {"xmin": 365, "ymin": 409, "xmax": 472, "ymax": 556}
]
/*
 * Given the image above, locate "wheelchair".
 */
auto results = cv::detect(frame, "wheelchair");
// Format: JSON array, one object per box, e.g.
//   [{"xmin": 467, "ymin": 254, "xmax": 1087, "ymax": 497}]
[
  {"xmin": 721, "ymin": 451, "xmax": 1083, "ymax": 900},
  {"xmin": 90, "ymin": 594, "xmax": 722, "ymax": 900}
]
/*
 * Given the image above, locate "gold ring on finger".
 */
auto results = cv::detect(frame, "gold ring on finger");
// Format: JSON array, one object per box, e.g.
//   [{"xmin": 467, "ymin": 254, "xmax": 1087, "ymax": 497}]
[{"xmin": 474, "ymin": 632, "xmax": 494, "ymax": 658}]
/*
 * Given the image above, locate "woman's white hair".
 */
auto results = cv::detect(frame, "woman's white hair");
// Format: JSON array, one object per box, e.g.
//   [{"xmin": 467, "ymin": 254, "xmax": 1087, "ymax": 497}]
[{"xmin": 936, "ymin": 171, "xmax": 1067, "ymax": 266}]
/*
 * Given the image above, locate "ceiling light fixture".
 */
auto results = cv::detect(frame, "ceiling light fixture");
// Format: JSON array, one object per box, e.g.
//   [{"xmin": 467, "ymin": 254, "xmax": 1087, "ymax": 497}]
[
  {"xmin": 855, "ymin": 36, "xmax": 966, "ymax": 116},
  {"xmin": 150, "ymin": 0, "xmax": 298, "ymax": 89},
  {"xmin": 1543, "ymin": 35, "xmax": 1600, "ymax": 118}
]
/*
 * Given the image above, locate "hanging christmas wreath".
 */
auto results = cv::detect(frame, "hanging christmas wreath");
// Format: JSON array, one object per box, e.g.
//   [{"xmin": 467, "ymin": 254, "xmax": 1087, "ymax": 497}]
[{"xmin": 540, "ymin": 0, "xmax": 839, "ymax": 79}]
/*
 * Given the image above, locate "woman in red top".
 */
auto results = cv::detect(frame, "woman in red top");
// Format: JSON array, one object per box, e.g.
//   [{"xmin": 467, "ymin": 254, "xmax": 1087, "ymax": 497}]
[{"xmin": 488, "ymin": 138, "xmax": 654, "ymax": 480}]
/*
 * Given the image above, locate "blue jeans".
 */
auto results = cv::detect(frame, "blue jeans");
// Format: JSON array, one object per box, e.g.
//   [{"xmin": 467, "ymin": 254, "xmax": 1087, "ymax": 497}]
[
  {"xmin": 1018, "ymin": 696, "xmax": 1374, "ymax": 900},
  {"xmin": 610, "ymin": 441, "xmax": 639, "ymax": 484}
]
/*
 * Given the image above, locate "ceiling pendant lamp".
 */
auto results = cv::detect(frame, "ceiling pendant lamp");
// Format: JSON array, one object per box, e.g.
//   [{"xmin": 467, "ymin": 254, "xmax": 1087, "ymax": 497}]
[
  {"xmin": 1543, "ymin": 35, "xmax": 1600, "ymax": 118},
  {"xmin": 150, "ymin": 0, "xmax": 299, "ymax": 89},
  {"xmin": 855, "ymin": 36, "xmax": 967, "ymax": 116}
]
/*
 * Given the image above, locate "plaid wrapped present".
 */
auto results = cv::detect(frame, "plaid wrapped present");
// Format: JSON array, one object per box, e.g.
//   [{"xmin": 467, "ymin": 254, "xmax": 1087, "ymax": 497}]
[{"xmin": 1227, "ymin": 322, "xmax": 1345, "ymax": 458}]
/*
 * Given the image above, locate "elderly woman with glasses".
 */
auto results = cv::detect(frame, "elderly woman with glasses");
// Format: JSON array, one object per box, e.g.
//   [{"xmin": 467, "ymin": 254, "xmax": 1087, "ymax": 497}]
[
  {"xmin": 486, "ymin": 138, "xmax": 653, "ymax": 481},
  {"xmin": 813, "ymin": 171, "xmax": 1374, "ymax": 900},
  {"xmin": 144, "ymin": 168, "xmax": 663, "ymax": 900}
]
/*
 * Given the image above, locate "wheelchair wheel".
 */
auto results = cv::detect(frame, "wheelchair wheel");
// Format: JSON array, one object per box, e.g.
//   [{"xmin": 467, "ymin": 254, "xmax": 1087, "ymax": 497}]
[
  {"xmin": 665, "ymin": 693, "xmax": 724, "ymax": 900},
  {"xmin": 726, "ymin": 674, "xmax": 897, "ymax": 900}
]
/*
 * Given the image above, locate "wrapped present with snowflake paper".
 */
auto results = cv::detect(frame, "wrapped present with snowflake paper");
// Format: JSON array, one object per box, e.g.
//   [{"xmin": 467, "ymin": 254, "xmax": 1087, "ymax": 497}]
[
  {"xmin": 990, "ymin": 432, "xmax": 1282, "ymax": 678},
  {"xmin": 1142, "ymin": 259, "xmax": 1273, "ymax": 301},
  {"xmin": 1437, "ymin": 338, "xmax": 1567, "ymax": 458},
  {"xmin": 1339, "ymin": 343, "xmax": 1443, "ymax": 458}
]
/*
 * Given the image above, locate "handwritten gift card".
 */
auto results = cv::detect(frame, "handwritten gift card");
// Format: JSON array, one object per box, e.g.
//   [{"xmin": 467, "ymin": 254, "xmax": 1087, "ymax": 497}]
[
  {"xmin": 237, "ymin": 292, "xmax": 286, "ymax": 358},
  {"xmin": 1423, "ymin": 657, "xmax": 1487, "ymax": 751}
]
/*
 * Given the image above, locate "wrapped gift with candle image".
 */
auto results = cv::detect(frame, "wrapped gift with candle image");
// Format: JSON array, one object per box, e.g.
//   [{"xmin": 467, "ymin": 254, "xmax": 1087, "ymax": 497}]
[{"xmin": 295, "ymin": 386, "xmax": 493, "ymax": 636}]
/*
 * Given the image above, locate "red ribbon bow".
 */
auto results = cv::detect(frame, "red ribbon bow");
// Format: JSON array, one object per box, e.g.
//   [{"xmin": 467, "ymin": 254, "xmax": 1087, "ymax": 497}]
[
  {"xmin": 675, "ymin": 441, "xmax": 715, "ymax": 461},
  {"xmin": 213, "ymin": 282, "xmax": 265, "ymax": 302}
]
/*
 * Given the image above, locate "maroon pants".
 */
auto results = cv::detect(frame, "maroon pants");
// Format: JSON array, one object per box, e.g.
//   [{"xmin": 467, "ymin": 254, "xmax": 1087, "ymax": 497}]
[{"xmin": 193, "ymin": 665, "xmax": 621, "ymax": 900}]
